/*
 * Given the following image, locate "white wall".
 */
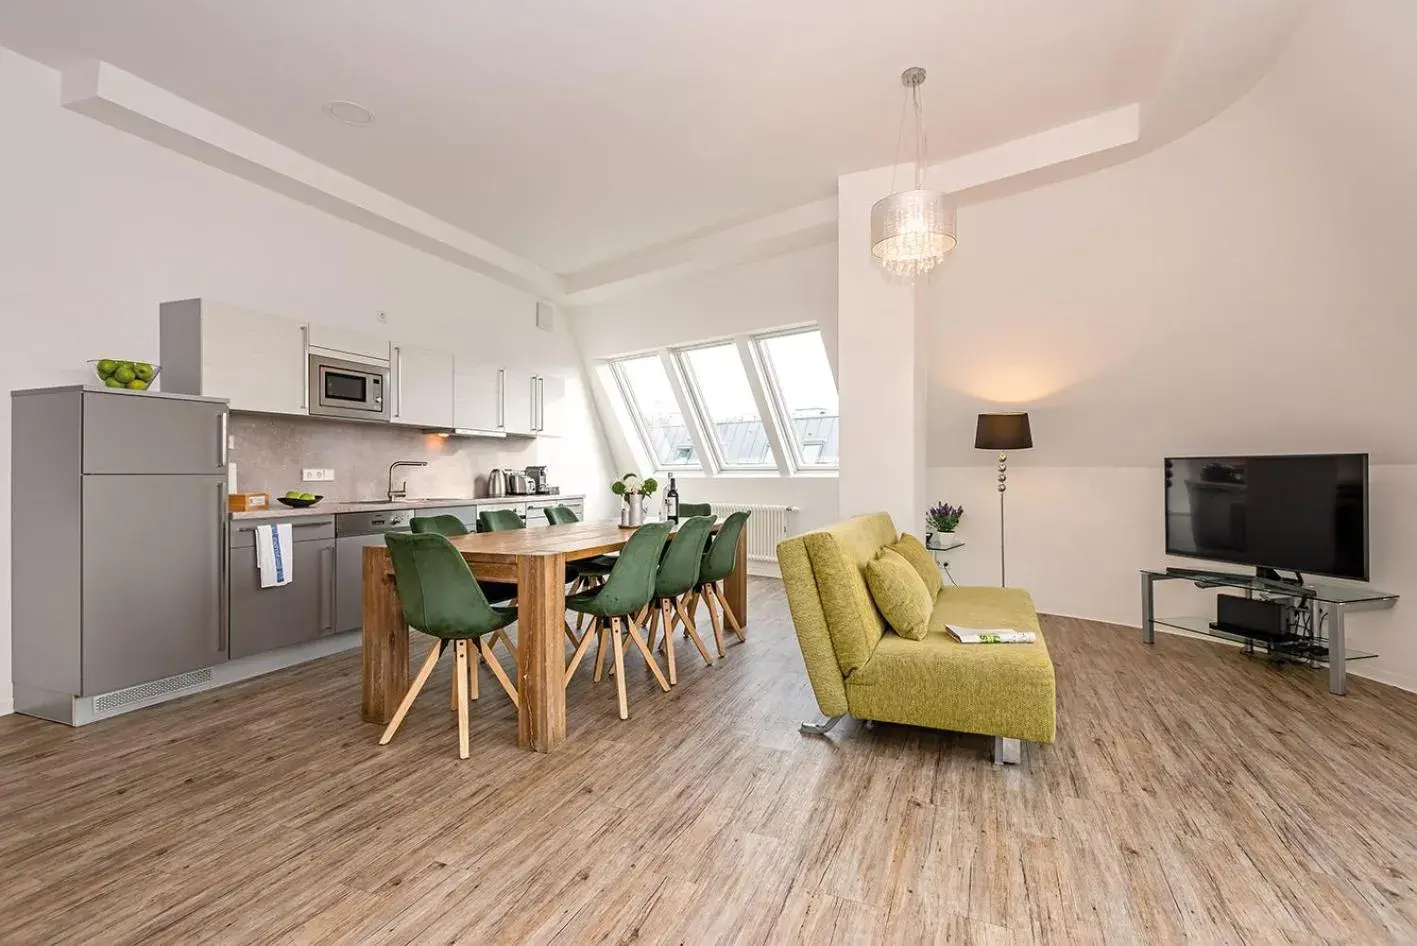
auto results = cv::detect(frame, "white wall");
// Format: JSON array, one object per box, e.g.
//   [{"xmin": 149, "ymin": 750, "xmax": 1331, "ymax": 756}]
[
  {"xmin": 925, "ymin": 2, "xmax": 1417, "ymax": 690},
  {"xmin": 568, "ymin": 244, "xmax": 841, "ymax": 553},
  {"xmin": 0, "ymin": 49, "xmax": 614, "ymax": 713}
]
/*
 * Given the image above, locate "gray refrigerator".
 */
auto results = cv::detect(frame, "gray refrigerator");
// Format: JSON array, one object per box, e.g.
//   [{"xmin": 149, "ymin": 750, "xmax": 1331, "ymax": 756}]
[{"xmin": 12, "ymin": 385, "xmax": 230, "ymax": 724}]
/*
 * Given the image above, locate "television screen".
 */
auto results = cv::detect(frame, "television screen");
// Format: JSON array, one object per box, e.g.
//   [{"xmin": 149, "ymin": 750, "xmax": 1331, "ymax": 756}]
[{"xmin": 1164, "ymin": 454, "xmax": 1369, "ymax": 581}]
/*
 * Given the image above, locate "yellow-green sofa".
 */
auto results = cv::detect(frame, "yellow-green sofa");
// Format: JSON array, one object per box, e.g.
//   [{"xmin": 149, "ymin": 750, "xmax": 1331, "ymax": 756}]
[{"xmin": 776, "ymin": 512, "xmax": 1056, "ymax": 764}]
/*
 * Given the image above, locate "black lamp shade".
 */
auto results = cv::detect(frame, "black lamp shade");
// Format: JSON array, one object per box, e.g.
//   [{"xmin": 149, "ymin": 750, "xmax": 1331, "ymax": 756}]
[{"xmin": 974, "ymin": 412, "xmax": 1033, "ymax": 450}]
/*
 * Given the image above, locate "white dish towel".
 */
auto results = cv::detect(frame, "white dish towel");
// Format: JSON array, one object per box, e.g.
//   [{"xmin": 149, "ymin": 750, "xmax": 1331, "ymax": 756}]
[{"xmin": 255, "ymin": 523, "xmax": 294, "ymax": 588}]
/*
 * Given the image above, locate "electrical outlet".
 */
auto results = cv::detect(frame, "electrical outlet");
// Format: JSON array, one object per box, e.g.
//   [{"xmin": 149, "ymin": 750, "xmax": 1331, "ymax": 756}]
[{"xmin": 302, "ymin": 469, "xmax": 322, "ymax": 482}]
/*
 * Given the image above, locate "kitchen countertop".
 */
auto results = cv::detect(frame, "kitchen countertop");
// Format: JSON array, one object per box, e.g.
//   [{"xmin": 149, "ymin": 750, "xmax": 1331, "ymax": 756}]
[{"xmin": 231, "ymin": 494, "xmax": 587, "ymax": 521}]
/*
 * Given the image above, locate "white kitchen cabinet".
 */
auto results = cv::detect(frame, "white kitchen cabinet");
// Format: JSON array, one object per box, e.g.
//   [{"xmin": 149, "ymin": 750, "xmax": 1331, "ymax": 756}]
[
  {"xmin": 503, "ymin": 367, "xmax": 536, "ymax": 436},
  {"xmin": 391, "ymin": 343, "xmax": 454, "ymax": 428},
  {"xmin": 536, "ymin": 374, "xmax": 566, "ymax": 438},
  {"xmin": 160, "ymin": 299, "xmax": 308, "ymax": 416},
  {"xmin": 453, "ymin": 361, "xmax": 504, "ymax": 433},
  {"xmin": 307, "ymin": 324, "xmax": 389, "ymax": 365}
]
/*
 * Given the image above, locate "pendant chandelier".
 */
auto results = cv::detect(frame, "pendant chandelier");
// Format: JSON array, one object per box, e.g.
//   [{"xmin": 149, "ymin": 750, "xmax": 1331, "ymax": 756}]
[{"xmin": 870, "ymin": 67, "xmax": 956, "ymax": 279}]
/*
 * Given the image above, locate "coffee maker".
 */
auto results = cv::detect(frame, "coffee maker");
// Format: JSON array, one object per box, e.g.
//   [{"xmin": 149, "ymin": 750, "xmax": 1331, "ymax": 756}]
[{"xmin": 525, "ymin": 465, "xmax": 552, "ymax": 494}]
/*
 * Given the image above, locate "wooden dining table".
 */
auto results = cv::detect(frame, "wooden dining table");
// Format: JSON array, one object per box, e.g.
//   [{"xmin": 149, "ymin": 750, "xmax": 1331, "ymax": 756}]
[{"xmin": 360, "ymin": 519, "xmax": 748, "ymax": 753}]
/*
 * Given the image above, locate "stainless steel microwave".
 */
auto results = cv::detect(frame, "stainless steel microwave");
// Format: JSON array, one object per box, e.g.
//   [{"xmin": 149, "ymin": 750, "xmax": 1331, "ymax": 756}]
[{"xmin": 308, "ymin": 354, "xmax": 389, "ymax": 421}]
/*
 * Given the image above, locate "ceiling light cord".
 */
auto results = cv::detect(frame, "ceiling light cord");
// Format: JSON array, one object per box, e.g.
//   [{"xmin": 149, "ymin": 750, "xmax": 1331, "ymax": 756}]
[{"xmin": 912, "ymin": 82, "xmax": 929, "ymax": 190}]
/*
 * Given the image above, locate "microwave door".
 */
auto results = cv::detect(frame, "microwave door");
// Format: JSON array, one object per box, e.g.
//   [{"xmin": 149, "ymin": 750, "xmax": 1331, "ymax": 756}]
[{"xmin": 323, "ymin": 368, "xmax": 368, "ymax": 405}]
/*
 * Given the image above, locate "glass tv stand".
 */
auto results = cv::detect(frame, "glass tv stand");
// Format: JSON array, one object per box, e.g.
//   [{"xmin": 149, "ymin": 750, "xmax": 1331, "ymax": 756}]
[{"xmin": 1140, "ymin": 568, "xmax": 1398, "ymax": 695}]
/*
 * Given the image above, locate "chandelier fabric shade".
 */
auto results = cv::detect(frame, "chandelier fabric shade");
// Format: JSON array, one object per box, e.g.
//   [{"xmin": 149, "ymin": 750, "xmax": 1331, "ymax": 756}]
[
  {"xmin": 870, "ymin": 189, "xmax": 956, "ymax": 277},
  {"xmin": 870, "ymin": 67, "xmax": 956, "ymax": 279}
]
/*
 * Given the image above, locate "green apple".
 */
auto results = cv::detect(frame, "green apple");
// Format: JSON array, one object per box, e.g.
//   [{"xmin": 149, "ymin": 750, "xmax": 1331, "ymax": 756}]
[
  {"xmin": 285, "ymin": 490, "xmax": 303, "ymax": 499},
  {"xmin": 134, "ymin": 363, "xmax": 155, "ymax": 382},
  {"xmin": 96, "ymin": 359, "xmax": 118, "ymax": 377},
  {"xmin": 113, "ymin": 365, "xmax": 136, "ymax": 384},
  {"xmin": 126, "ymin": 379, "xmax": 148, "ymax": 390},
  {"xmin": 104, "ymin": 377, "xmax": 124, "ymax": 388},
  {"xmin": 298, "ymin": 492, "xmax": 317, "ymax": 501}
]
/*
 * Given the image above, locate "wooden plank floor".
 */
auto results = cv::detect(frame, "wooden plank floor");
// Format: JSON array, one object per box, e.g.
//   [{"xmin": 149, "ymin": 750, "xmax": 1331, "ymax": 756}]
[{"xmin": 2, "ymin": 578, "xmax": 1417, "ymax": 944}]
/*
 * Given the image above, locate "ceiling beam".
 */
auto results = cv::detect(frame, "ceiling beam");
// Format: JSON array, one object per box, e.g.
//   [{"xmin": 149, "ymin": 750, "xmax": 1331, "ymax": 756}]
[
  {"xmin": 60, "ymin": 60, "xmax": 566, "ymax": 301},
  {"xmin": 564, "ymin": 105, "xmax": 1141, "ymax": 304}
]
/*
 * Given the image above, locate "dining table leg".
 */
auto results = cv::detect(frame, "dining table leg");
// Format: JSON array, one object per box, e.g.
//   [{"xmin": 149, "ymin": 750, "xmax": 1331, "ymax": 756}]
[
  {"xmin": 361, "ymin": 546, "xmax": 409, "ymax": 725},
  {"xmin": 723, "ymin": 526, "xmax": 749, "ymax": 630},
  {"xmin": 517, "ymin": 553, "xmax": 568, "ymax": 753}
]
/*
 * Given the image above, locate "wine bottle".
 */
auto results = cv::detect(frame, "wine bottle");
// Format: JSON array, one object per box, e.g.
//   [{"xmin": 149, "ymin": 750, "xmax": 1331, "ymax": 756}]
[{"xmin": 665, "ymin": 475, "xmax": 679, "ymax": 522}]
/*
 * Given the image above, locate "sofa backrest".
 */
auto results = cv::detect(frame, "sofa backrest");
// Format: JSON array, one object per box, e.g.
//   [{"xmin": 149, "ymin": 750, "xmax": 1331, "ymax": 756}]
[{"xmin": 782, "ymin": 512, "xmax": 897, "ymax": 677}]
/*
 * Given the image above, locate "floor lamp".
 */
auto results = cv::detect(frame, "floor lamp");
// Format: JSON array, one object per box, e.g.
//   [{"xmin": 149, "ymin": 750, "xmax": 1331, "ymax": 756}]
[{"xmin": 974, "ymin": 412, "xmax": 1033, "ymax": 587}]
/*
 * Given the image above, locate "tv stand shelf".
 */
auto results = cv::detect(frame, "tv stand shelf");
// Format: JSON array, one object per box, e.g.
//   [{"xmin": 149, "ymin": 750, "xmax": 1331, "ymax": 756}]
[{"xmin": 1140, "ymin": 568, "xmax": 1397, "ymax": 695}]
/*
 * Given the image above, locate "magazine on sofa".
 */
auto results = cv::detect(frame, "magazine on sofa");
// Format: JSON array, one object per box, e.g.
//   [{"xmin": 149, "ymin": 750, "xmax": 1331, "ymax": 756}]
[{"xmin": 946, "ymin": 625, "xmax": 1037, "ymax": 644}]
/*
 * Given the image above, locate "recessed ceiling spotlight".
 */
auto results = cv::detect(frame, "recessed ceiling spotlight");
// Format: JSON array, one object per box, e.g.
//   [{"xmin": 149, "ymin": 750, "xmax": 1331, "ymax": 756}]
[{"xmin": 323, "ymin": 100, "xmax": 375, "ymax": 126}]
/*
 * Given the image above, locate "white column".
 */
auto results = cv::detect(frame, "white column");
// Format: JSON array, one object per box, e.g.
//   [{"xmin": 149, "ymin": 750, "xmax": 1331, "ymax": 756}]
[{"xmin": 836, "ymin": 165, "xmax": 929, "ymax": 536}]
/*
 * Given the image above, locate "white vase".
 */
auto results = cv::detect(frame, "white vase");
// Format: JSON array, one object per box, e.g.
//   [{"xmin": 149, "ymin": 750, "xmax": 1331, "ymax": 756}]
[
  {"xmin": 927, "ymin": 531, "xmax": 959, "ymax": 550},
  {"xmin": 627, "ymin": 492, "xmax": 644, "ymax": 526}
]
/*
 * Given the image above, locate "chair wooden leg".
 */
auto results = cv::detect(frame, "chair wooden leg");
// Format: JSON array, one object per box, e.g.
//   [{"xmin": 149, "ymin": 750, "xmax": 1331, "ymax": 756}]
[
  {"xmin": 675, "ymin": 596, "xmax": 714, "ymax": 666},
  {"xmin": 455, "ymin": 640, "xmax": 470, "ymax": 759},
  {"xmin": 593, "ymin": 621, "xmax": 610, "ymax": 683},
  {"xmin": 564, "ymin": 620, "xmax": 583, "ymax": 650},
  {"xmin": 495, "ymin": 627, "xmax": 520, "ymax": 674},
  {"xmin": 469, "ymin": 643, "xmax": 480, "ymax": 701},
  {"xmin": 564, "ymin": 617, "xmax": 597, "ymax": 686},
  {"xmin": 479, "ymin": 636, "xmax": 519, "ymax": 708},
  {"xmin": 713, "ymin": 582, "xmax": 745, "ymax": 641},
  {"xmin": 626, "ymin": 619, "xmax": 671, "ymax": 692},
  {"xmin": 659, "ymin": 599, "xmax": 678, "ymax": 684},
  {"xmin": 381, "ymin": 641, "xmax": 444, "ymax": 745},
  {"xmin": 702, "ymin": 584, "xmax": 726, "ymax": 658},
  {"xmin": 611, "ymin": 617, "xmax": 629, "ymax": 720},
  {"xmin": 645, "ymin": 603, "xmax": 661, "ymax": 654}
]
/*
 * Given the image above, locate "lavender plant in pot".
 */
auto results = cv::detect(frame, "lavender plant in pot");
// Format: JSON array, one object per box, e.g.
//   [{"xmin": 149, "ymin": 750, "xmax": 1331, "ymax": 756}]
[{"xmin": 926, "ymin": 501, "xmax": 963, "ymax": 550}]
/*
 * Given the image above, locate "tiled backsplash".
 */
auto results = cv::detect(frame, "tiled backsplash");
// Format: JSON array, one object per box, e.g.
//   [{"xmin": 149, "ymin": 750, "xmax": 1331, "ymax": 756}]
[{"xmin": 229, "ymin": 413, "xmax": 538, "ymax": 501}]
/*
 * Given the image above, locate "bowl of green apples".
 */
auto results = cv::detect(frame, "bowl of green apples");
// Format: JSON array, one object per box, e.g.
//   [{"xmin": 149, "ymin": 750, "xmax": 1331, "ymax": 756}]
[
  {"xmin": 277, "ymin": 491, "xmax": 323, "ymax": 508},
  {"xmin": 91, "ymin": 359, "xmax": 160, "ymax": 391}
]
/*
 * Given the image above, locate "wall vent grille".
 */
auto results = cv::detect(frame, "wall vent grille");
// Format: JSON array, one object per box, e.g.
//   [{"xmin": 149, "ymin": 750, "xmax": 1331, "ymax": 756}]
[{"xmin": 93, "ymin": 668, "xmax": 213, "ymax": 714}]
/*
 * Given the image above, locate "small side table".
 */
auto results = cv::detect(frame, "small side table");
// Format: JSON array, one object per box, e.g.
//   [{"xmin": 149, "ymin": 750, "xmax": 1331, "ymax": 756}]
[
  {"xmin": 930, "ymin": 540, "xmax": 964, "ymax": 583},
  {"xmin": 1140, "ymin": 568, "xmax": 1398, "ymax": 695}
]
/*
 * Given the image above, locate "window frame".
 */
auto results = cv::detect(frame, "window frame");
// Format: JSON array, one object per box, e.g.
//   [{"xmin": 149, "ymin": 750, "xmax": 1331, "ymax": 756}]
[
  {"xmin": 673, "ymin": 340, "xmax": 780, "ymax": 473},
  {"xmin": 752, "ymin": 327, "xmax": 840, "ymax": 471},
  {"xmin": 609, "ymin": 354, "xmax": 703, "ymax": 472}
]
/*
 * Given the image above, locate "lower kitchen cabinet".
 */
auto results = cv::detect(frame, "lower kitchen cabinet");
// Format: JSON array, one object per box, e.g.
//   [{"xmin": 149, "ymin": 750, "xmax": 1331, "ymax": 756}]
[{"xmin": 229, "ymin": 518, "xmax": 336, "ymax": 659}]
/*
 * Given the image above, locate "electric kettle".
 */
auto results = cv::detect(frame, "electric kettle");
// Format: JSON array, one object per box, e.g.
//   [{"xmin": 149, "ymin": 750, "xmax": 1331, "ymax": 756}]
[{"xmin": 486, "ymin": 468, "xmax": 507, "ymax": 498}]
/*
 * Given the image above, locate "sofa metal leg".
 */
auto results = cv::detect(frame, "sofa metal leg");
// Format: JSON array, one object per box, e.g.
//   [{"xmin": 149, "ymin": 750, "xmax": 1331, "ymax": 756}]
[
  {"xmin": 799, "ymin": 715, "xmax": 843, "ymax": 735},
  {"xmin": 994, "ymin": 736, "xmax": 1022, "ymax": 765}
]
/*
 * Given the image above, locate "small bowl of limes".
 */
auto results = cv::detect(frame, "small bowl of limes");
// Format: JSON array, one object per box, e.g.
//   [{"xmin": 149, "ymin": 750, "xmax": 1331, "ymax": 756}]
[
  {"xmin": 91, "ymin": 359, "xmax": 159, "ymax": 391},
  {"xmin": 277, "ymin": 491, "xmax": 323, "ymax": 508}
]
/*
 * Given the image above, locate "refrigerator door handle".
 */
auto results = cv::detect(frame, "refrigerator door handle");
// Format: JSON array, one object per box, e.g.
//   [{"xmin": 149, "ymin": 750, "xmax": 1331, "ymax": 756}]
[
  {"xmin": 217, "ymin": 481, "xmax": 229, "ymax": 653},
  {"xmin": 219, "ymin": 410, "xmax": 228, "ymax": 468},
  {"xmin": 319, "ymin": 545, "xmax": 334, "ymax": 632}
]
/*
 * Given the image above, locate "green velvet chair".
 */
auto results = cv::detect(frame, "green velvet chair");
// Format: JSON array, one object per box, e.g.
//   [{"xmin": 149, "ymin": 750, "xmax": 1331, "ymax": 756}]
[
  {"xmin": 379, "ymin": 532, "xmax": 521, "ymax": 759},
  {"xmin": 563, "ymin": 522, "xmax": 672, "ymax": 719},
  {"xmin": 478, "ymin": 508, "xmax": 526, "ymax": 532},
  {"xmin": 545, "ymin": 503, "xmax": 617, "ymax": 632},
  {"xmin": 411, "ymin": 514, "xmax": 517, "ymax": 604},
  {"xmin": 689, "ymin": 510, "xmax": 750, "ymax": 657},
  {"xmin": 677, "ymin": 502, "xmax": 713, "ymax": 518},
  {"xmin": 410, "ymin": 513, "xmax": 468, "ymax": 537},
  {"xmin": 544, "ymin": 505, "xmax": 579, "ymax": 525},
  {"xmin": 642, "ymin": 515, "xmax": 716, "ymax": 684}
]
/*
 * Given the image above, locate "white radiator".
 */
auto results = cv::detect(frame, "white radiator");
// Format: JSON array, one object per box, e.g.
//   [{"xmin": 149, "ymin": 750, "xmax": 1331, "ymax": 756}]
[{"xmin": 708, "ymin": 503, "xmax": 799, "ymax": 565}]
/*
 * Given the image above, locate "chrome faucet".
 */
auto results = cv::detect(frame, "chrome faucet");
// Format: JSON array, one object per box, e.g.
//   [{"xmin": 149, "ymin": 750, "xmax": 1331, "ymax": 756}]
[{"xmin": 387, "ymin": 460, "xmax": 429, "ymax": 502}]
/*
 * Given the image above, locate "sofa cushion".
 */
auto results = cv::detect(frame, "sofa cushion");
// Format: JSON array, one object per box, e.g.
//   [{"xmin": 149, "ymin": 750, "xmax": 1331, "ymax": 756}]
[
  {"xmin": 888, "ymin": 533, "xmax": 942, "ymax": 598},
  {"xmin": 845, "ymin": 587, "xmax": 1056, "ymax": 743},
  {"xmin": 865, "ymin": 549, "xmax": 932, "ymax": 641},
  {"xmin": 800, "ymin": 513, "xmax": 898, "ymax": 674}
]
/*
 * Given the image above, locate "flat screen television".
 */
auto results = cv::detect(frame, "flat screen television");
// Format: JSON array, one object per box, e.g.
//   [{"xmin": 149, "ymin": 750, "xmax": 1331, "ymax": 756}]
[{"xmin": 1164, "ymin": 454, "xmax": 1369, "ymax": 581}]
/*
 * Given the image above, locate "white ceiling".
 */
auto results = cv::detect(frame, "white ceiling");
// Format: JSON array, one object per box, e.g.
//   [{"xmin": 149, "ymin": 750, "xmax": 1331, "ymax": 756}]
[{"xmin": 0, "ymin": 0, "xmax": 1194, "ymax": 274}]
